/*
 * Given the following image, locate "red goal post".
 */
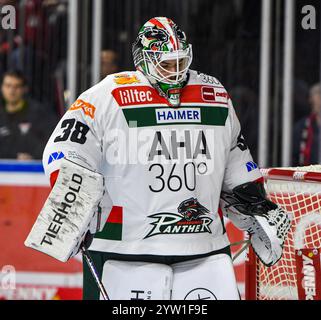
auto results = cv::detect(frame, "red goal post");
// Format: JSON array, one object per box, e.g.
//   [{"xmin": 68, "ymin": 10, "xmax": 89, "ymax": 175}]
[{"xmin": 245, "ymin": 165, "xmax": 321, "ymax": 300}]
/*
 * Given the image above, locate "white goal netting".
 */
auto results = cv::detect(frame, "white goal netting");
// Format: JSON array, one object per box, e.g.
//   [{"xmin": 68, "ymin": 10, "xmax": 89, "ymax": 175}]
[{"xmin": 251, "ymin": 165, "xmax": 321, "ymax": 300}]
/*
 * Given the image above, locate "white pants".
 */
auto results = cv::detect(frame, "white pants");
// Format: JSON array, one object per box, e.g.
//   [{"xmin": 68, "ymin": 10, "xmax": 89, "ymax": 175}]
[{"xmin": 100, "ymin": 254, "xmax": 240, "ymax": 300}]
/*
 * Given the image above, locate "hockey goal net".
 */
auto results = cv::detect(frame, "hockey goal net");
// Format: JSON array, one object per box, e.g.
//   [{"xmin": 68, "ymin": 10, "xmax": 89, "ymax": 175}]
[{"xmin": 245, "ymin": 165, "xmax": 321, "ymax": 300}]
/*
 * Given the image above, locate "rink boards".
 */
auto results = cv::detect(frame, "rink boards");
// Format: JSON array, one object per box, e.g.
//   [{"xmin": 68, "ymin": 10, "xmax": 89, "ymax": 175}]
[{"xmin": 0, "ymin": 161, "xmax": 245, "ymax": 300}]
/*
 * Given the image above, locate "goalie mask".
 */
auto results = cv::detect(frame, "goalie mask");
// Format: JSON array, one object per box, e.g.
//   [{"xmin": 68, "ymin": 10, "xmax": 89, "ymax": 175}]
[{"xmin": 132, "ymin": 17, "xmax": 193, "ymax": 107}]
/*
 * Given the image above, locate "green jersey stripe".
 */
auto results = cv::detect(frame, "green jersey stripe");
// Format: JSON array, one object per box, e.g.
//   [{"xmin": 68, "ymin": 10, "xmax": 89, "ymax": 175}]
[
  {"xmin": 94, "ymin": 222, "xmax": 122, "ymax": 241},
  {"xmin": 122, "ymin": 106, "xmax": 228, "ymax": 127}
]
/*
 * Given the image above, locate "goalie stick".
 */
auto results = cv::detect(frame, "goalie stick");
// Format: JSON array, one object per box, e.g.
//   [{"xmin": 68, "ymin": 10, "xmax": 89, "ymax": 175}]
[
  {"xmin": 230, "ymin": 239, "xmax": 251, "ymax": 262},
  {"xmin": 81, "ymin": 244, "xmax": 110, "ymax": 300}
]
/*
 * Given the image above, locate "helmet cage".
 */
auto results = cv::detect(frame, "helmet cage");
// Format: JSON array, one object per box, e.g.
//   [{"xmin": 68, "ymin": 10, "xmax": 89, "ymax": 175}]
[{"xmin": 141, "ymin": 44, "xmax": 192, "ymax": 85}]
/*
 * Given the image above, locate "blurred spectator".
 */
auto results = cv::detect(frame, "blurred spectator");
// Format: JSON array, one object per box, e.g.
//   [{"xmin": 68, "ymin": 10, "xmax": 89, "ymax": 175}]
[
  {"xmin": 0, "ymin": 0, "xmax": 68, "ymax": 109},
  {"xmin": 293, "ymin": 79, "xmax": 310, "ymax": 123},
  {"xmin": 100, "ymin": 49, "xmax": 118, "ymax": 79},
  {"xmin": 0, "ymin": 70, "xmax": 58, "ymax": 160},
  {"xmin": 292, "ymin": 83, "xmax": 321, "ymax": 166}
]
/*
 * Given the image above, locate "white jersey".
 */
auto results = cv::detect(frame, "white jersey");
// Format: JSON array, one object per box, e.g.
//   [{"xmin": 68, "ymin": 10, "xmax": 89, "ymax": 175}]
[{"xmin": 43, "ymin": 70, "xmax": 261, "ymax": 257}]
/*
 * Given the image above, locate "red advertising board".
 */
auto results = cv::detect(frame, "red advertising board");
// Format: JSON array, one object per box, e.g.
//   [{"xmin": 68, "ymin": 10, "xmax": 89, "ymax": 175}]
[{"xmin": 0, "ymin": 161, "xmax": 82, "ymax": 300}]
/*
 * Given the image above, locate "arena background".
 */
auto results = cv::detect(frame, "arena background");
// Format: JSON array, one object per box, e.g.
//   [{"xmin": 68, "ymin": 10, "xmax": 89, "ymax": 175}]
[{"xmin": 0, "ymin": 0, "xmax": 320, "ymax": 300}]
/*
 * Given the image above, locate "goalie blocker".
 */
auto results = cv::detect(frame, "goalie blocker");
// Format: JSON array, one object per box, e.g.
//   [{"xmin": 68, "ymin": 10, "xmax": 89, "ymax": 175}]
[
  {"xmin": 25, "ymin": 158, "xmax": 105, "ymax": 262},
  {"xmin": 220, "ymin": 181, "xmax": 291, "ymax": 267}
]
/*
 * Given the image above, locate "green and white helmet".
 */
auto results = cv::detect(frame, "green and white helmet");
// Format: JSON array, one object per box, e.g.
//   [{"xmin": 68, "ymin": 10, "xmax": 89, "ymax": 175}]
[{"xmin": 132, "ymin": 17, "xmax": 193, "ymax": 106}]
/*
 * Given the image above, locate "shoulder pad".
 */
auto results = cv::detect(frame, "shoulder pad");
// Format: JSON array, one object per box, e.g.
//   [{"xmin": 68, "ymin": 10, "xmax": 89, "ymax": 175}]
[{"xmin": 192, "ymin": 70, "xmax": 223, "ymax": 87}]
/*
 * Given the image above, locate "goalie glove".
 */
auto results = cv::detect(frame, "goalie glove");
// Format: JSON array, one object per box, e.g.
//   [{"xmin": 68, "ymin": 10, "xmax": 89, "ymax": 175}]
[{"xmin": 220, "ymin": 181, "xmax": 291, "ymax": 267}]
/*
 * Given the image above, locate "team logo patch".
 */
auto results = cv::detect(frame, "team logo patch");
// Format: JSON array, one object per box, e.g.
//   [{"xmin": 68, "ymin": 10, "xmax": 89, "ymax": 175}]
[
  {"xmin": 155, "ymin": 108, "xmax": 201, "ymax": 124},
  {"xmin": 114, "ymin": 74, "xmax": 140, "ymax": 85},
  {"xmin": 201, "ymin": 86, "xmax": 229, "ymax": 104},
  {"xmin": 246, "ymin": 161, "xmax": 258, "ymax": 172},
  {"xmin": 144, "ymin": 198, "xmax": 213, "ymax": 238},
  {"xmin": 69, "ymin": 99, "xmax": 96, "ymax": 119},
  {"xmin": 201, "ymin": 87, "xmax": 216, "ymax": 102},
  {"xmin": 48, "ymin": 151, "xmax": 64, "ymax": 165},
  {"xmin": 116, "ymin": 88, "xmax": 153, "ymax": 105}
]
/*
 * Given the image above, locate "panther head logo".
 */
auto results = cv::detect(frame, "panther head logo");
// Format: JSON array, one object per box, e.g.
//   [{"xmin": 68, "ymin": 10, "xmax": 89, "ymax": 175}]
[
  {"xmin": 141, "ymin": 26, "xmax": 169, "ymax": 51},
  {"xmin": 178, "ymin": 198, "xmax": 210, "ymax": 221}
]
